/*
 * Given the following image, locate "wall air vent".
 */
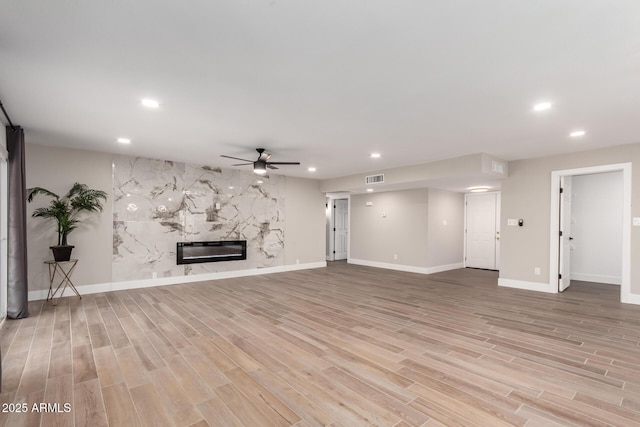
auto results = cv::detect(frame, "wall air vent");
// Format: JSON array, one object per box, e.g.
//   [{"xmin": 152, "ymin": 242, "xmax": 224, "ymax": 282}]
[{"xmin": 365, "ymin": 174, "xmax": 384, "ymax": 184}]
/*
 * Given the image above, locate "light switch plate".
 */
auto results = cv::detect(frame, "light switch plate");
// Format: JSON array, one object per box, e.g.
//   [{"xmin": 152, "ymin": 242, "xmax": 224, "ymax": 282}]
[
  {"xmin": 507, "ymin": 219, "xmax": 518, "ymax": 226},
  {"xmin": 633, "ymin": 217, "xmax": 640, "ymax": 227}
]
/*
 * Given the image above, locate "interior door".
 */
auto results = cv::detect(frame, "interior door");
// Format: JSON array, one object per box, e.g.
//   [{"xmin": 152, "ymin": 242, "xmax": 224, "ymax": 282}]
[
  {"xmin": 559, "ymin": 176, "xmax": 573, "ymax": 292},
  {"xmin": 465, "ymin": 193, "xmax": 498, "ymax": 269},
  {"xmin": 333, "ymin": 199, "xmax": 348, "ymax": 260}
]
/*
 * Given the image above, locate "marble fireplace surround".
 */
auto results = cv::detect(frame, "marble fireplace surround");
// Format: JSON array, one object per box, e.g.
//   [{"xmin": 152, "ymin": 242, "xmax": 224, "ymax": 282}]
[{"xmin": 112, "ymin": 155, "xmax": 287, "ymax": 282}]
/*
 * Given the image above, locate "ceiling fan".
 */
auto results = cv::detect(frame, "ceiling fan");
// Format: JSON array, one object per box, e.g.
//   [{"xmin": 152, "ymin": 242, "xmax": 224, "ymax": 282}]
[{"xmin": 221, "ymin": 148, "xmax": 301, "ymax": 175}]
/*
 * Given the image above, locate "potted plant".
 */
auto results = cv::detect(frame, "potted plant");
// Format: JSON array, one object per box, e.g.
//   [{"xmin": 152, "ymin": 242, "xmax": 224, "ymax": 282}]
[{"xmin": 27, "ymin": 182, "xmax": 108, "ymax": 261}]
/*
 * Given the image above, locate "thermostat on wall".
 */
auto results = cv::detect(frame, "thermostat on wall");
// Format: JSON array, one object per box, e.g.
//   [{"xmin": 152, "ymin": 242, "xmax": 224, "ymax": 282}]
[{"xmin": 365, "ymin": 202, "xmax": 373, "ymax": 207}]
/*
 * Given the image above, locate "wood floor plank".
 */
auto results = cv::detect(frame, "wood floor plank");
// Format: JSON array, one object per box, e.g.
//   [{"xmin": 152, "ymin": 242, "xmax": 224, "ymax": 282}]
[
  {"xmin": 114, "ymin": 345, "xmax": 151, "ymax": 388},
  {"xmin": 148, "ymin": 367, "xmax": 204, "ymax": 427},
  {"xmin": 196, "ymin": 395, "xmax": 243, "ymax": 427},
  {"xmin": 102, "ymin": 382, "xmax": 141, "ymax": 427},
  {"xmin": 129, "ymin": 382, "xmax": 175, "ymax": 427},
  {"xmin": 224, "ymin": 367, "xmax": 301, "ymax": 426},
  {"xmin": 40, "ymin": 374, "xmax": 73, "ymax": 427},
  {"xmin": 2, "ymin": 264, "xmax": 640, "ymax": 426},
  {"xmin": 72, "ymin": 344, "xmax": 98, "ymax": 384},
  {"xmin": 73, "ymin": 379, "xmax": 108, "ymax": 427},
  {"xmin": 15, "ymin": 350, "xmax": 50, "ymax": 399},
  {"xmin": 48, "ymin": 341, "xmax": 72, "ymax": 379},
  {"xmin": 93, "ymin": 345, "xmax": 125, "ymax": 387}
]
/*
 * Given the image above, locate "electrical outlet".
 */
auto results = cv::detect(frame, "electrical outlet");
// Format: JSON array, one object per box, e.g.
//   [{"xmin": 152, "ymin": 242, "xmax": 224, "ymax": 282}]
[
  {"xmin": 534, "ymin": 267, "xmax": 540, "ymax": 276},
  {"xmin": 296, "ymin": 259, "xmax": 300, "ymax": 264},
  {"xmin": 152, "ymin": 272, "xmax": 158, "ymax": 279},
  {"xmin": 393, "ymin": 254, "xmax": 398, "ymax": 260}
]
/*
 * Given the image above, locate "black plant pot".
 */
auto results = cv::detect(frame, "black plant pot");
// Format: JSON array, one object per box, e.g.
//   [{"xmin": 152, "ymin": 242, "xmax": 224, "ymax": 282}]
[{"xmin": 50, "ymin": 245, "xmax": 74, "ymax": 262}]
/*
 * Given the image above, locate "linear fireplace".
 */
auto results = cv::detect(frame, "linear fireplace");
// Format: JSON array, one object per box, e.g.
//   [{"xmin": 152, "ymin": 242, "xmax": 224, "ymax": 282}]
[{"xmin": 176, "ymin": 240, "xmax": 247, "ymax": 265}]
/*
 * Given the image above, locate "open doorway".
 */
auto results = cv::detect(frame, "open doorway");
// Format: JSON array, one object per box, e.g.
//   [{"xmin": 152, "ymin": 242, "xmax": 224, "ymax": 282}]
[
  {"xmin": 550, "ymin": 163, "xmax": 631, "ymax": 302},
  {"xmin": 326, "ymin": 196, "xmax": 349, "ymax": 262}
]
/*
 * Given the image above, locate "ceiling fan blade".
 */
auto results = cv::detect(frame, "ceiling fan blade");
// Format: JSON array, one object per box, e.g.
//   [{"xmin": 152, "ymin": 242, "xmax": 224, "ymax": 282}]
[
  {"xmin": 267, "ymin": 164, "xmax": 279, "ymax": 169},
  {"xmin": 267, "ymin": 162, "xmax": 301, "ymax": 165},
  {"xmin": 232, "ymin": 163, "xmax": 252, "ymax": 166},
  {"xmin": 221, "ymin": 154, "xmax": 253, "ymax": 162}
]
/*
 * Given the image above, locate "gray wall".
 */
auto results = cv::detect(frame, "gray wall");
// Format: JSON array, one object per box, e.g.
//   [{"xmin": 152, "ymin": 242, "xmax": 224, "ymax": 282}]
[
  {"xmin": 25, "ymin": 144, "xmax": 326, "ymax": 292},
  {"xmin": 500, "ymin": 143, "xmax": 640, "ymax": 294},
  {"xmin": 283, "ymin": 176, "xmax": 326, "ymax": 265},
  {"xmin": 350, "ymin": 188, "xmax": 464, "ymax": 269},
  {"xmin": 426, "ymin": 188, "xmax": 464, "ymax": 267},
  {"xmin": 25, "ymin": 144, "xmax": 113, "ymax": 291},
  {"xmin": 351, "ymin": 189, "xmax": 429, "ymax": 267}
]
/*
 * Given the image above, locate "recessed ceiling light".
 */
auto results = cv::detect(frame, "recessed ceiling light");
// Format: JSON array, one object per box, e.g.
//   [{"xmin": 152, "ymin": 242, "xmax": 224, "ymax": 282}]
[
  {"xmin": 256, "ymin": 180, "xmax": 264, "ymax": 184},
  {"xmin": 141, "ymin": 98, "xmax": 160, "ymax": 108},
  {"xmin": 370, "ymin": 153, "xmax": 381, "ymax": 158},
  {"xmin": 366, "ymin": 188, "xmax": 374, "ymax": 192},
  {"xmin": 117, "ymin": 137, "xmax": 131, "ymax": 144},
  {"xmin": 532, "ymin": 102, "xmax": 552, "ymax": 112},
  {"xmin": 569, "ymin": 130, "xmax": 586, "ymax": 138},
  {"xmin": 468, "ymin": 186, "xmax": 490, "ymax": 193},
  {"xmin": 308, "ymin": 167, "xmax": 317, "ymax": 172},
  {"xmin": 228, "ymin": 186, "xmax": 234, "ymax": 190}
]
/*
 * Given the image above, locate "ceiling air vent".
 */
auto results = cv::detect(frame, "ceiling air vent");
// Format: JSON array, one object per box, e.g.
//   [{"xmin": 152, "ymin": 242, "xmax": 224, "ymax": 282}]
[
  {"xmin": 365, "ymin": 174, "xmax": 384, "ymax": 184},
  {"xmin": 491, "ymin": 160, "xmax": 505, "ymax": 175}
]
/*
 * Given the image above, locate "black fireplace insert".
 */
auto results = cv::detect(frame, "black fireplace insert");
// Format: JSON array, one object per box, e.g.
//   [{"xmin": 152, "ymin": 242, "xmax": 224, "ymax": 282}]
[{"xmin": 177, "ymin": 240, "xmax": 247, "ymax": 264}]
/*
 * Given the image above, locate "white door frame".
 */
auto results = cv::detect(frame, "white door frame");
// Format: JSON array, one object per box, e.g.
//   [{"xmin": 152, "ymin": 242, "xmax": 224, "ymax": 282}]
[
  {"xmin": 326, "ymin": 195, "xmax": 351, "ymax": 262},
  {"xmin": 549, "ymin": 163, "xmax": 631, "ymax": 302},
  {"xmin": 464, "ymin": 191, "xmax": 501, "ymax": 269}
]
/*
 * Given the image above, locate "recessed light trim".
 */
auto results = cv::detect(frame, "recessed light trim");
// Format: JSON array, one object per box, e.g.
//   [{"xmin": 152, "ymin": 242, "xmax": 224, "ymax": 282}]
[
  {"xmin": 308, "ymin": 167, "xmax": 317, "ymax": 172},
  {"xmin": 532, "ymin": 102, "xmax": 552, "ymax": 112},
  {"xmin": 569, "ymin": 130, "xmax": 586, "ymax": 138},
  {"xmin": 366, "ymin": 188, "xmax": 374, "ymax": 192},
  {"xmin": 117, "ymin": 137, "xmax": 131, "ymax": 144},
  {"xmin": 141, "ymin": 98, "xmax": 160, "ymax": 108},
  {"xmin": 370, "ymin": 153, "xmax": 381, "ymax": 158}
]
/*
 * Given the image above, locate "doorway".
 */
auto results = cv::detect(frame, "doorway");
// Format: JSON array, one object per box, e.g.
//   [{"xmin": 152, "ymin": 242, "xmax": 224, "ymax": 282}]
[
  {"xmin": 550, "ymin": 163, "xmax": 631, "ymax": 302},
  {"xmin": 332, "ymin": 199, "xmax": 349, "ymax": 261},
  {"xmin": 464, "ymin": 192, "xmax": 501, "ymax": 270},
  {"xmin": 326, "ymin": 196, "xmax": 349, "ymax": 261}
]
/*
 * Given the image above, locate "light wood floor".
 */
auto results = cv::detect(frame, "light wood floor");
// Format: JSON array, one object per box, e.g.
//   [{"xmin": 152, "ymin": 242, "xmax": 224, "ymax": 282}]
[{"xmin": 2, "ymin": 263, "xmax": 640, "ymax": 426}]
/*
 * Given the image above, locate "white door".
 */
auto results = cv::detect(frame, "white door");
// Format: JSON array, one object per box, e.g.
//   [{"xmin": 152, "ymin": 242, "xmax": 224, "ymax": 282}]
[
  {"xmin": 559, "ymin": 176, "xmax": 573, "ymax": 292},
  {"xmin": 465, "ymin": 192, "xmax": 499, "ymax": 269},
  {"xmin": 333, "ymin": 199, "xmax": 348, "ymax": 260}
]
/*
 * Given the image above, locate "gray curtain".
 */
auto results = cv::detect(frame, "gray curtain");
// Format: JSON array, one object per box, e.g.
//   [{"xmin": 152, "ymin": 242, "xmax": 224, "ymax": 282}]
[{"xmin": 7, "ymin": 126, "xmax": 28, "ymax": 319}]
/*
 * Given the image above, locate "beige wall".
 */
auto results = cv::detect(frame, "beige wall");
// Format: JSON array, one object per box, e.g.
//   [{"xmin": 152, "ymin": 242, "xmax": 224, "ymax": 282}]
[
  {"xmin": 350, "ymin": 188, "xmax": 464, "ymax": 269},
  {"xmin": 426, "ymin": 188, "xmax": 464, "ymax": 267},
  {"xmin": 351, "ymin": 189, "xmax": 429, "ymax": 266},
  {"xmin": 500, "ymin": 143, "xmax": 640, "ymax": 294},
  {"xmin": 283, "ymin": 176, "xmax": 327, "ymax": 265},
  {"xmin": 25, "ymin": 144, "xmax": 327, "ymax": 293},
  {"xmin": 25, "ymin": 144, "xmax": 113, "ymax": 291}
]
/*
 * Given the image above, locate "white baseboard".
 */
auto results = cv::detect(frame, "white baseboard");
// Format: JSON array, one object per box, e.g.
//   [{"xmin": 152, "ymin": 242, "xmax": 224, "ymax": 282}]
[
  {"xmin": 498, "ymin": 278, "xmax": 555, "ymax": 293},
  {"xmin": 347, "ymin": 259, "xmax": 463, "ymax": 275},
  {"xmin": 570, "ymin": 273, "xmax": 621, "ymax": 285},
  {"xmin": 623, "ymin": 293, "xmax": 640, "ymax": 305},
  {"xmin": 28, "ymin": 261, "xmax": 327, "ymax": 301}
]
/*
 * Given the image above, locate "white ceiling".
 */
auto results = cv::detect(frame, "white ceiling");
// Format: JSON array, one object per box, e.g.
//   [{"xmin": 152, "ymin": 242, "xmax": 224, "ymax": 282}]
[{"xmin": 1, "ymin": 1, "xmax": 640, "ymax": 181}]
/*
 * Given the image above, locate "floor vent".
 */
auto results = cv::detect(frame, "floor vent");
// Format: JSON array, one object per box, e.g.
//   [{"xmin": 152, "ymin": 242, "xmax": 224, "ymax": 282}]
[{"xmin": 365, "ymin": 174, "xmax": 384, "ymax": 184}]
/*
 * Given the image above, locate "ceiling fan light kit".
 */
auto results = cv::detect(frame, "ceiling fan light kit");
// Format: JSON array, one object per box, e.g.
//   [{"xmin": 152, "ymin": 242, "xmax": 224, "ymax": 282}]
[
  {"xmin": 253, "ymin": 161, "xmax": 268, "ymax": 174},
  {"xmin": 221, "ymin": 148, "xmax": 301, "ymax": 175}
]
